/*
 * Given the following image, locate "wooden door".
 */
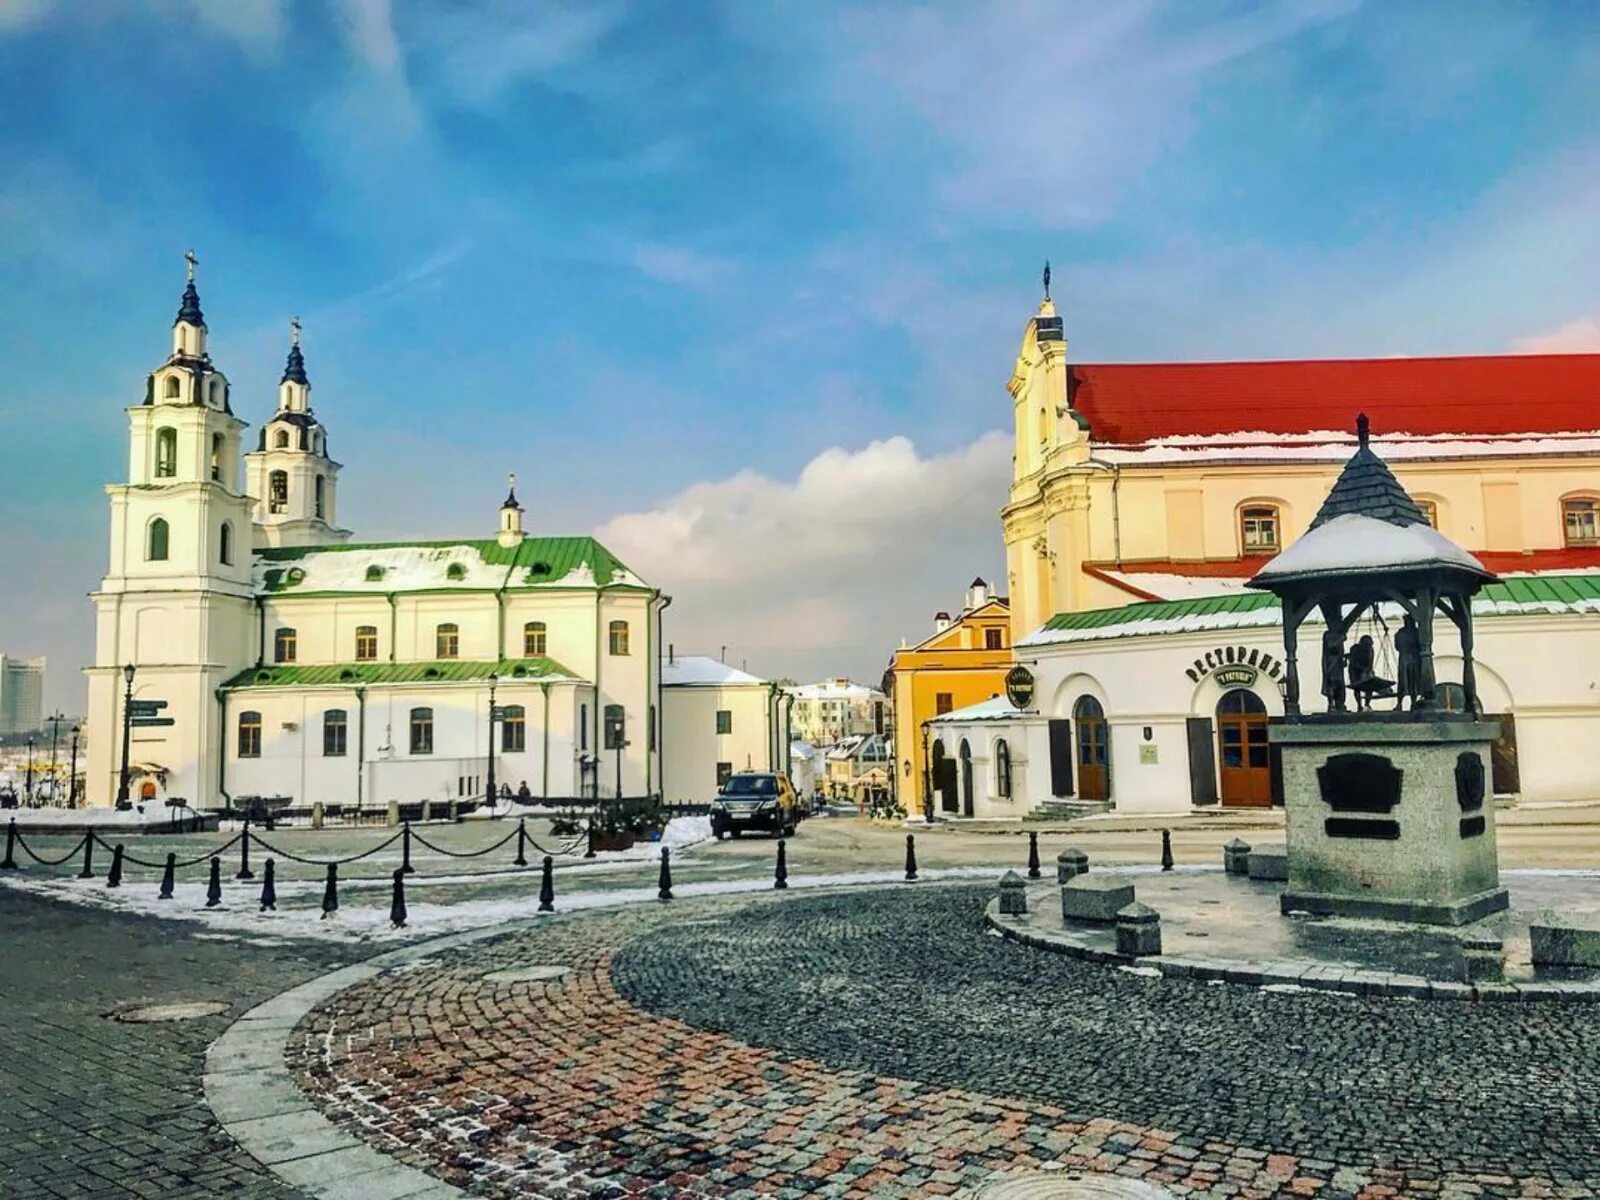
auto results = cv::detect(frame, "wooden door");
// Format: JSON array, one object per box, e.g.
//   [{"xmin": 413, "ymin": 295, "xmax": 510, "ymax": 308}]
[
  {"xmin": 1074, "ymin": 697, "xmax": 1110, "ymax": 802},
  {"xmin": 1216, "ymin": 689, "xmax": 1271, "ymax": 807}
]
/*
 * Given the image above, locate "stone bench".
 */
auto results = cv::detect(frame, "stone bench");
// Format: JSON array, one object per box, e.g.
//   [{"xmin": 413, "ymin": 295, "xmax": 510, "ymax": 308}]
[
  {"xmin": 1061, "ymin": 875, "xmax": 1134, "ymax": 924},
  {"xmin": 1247, "ymin": 849, "xmax": 1288, "ymax": 882},
  {"xmin": 1531, "ymin": 920, "xmax": 1600, "ymax": 968}
]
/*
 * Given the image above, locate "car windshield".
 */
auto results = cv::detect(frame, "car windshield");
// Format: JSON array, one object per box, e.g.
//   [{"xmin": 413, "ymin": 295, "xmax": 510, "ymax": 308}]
[{"xmin": 722, "ymin": 775, "xmax": 776, "ymax": 796}]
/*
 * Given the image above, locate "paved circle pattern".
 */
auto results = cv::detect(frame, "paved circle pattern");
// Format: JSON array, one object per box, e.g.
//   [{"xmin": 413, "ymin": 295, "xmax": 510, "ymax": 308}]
[
  {"xmin": 289, "ymin": 886, "xmax": 1600, "ymax": 1198},
  {"xmin": 975, "ymin": 1173, "xmax": 1179, "ymax": 1200}
]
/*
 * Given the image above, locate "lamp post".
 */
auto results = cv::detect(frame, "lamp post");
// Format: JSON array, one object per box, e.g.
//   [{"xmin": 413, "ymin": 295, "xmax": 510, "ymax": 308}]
[
  {"xmin": 24, "ymin": 738, "xmax": 35, "ymax": 806},
  {"xmin": 116, "ymin": 663, "xmax": 135, "ymax": 809},
  {"xmin": 485, "ymin": 673, "xmax": 498, "ymax": 809},
  {"xmin": 46, "ymin": 712, "xmax": 63, "ymax": 805},
  {"xmin": 68, "ymin": 726, "xmax": 80, "ymax": 809}
]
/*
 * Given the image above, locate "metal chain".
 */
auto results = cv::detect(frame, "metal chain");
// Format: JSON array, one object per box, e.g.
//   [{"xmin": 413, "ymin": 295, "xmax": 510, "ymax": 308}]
[
  {"xmin": 15, "ymin": 832, "xmax": 90, "ymax": 867},
  {"xmin": 409, "ymin": 825, "xmax": 520, "ymax": 858},
  {"xmin": 99, "ymin": 831, "xmax": 243, "ymax": 871},
  {"xmin": 246, "ymin": 827, "xmax": 403, "ymax": 866}
]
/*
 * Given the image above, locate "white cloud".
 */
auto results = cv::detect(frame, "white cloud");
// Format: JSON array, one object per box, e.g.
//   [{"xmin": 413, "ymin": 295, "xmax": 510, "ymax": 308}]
[
  {"xmin": 595, "ymin": 433, "xmax": 1012, "ymax": 681},
  {"xmin": 1514, "ymin": 316, "xmax": 1600, "ymax": 354},
  {"xmin": 627, "ymin": 241, "xmax": 736, "ymax": 291}
]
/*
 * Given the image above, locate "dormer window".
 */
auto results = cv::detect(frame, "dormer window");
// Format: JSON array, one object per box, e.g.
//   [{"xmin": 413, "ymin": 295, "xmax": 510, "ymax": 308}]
[
  {"xmin": 365, "ymin": 565, "xmax": 385, "ymax": 582},
  {"xmin": 446, "ymin": 562, "xmax": 466, "ymax": 581},
  {"xmin": 163, "ymin": 375, "xmax": 181, "ymax": 400}
]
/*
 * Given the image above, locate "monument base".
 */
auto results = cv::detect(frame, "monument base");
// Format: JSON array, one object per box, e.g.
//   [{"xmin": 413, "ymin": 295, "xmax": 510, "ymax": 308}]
[{"xmin": 1272, "ymin": 716, "xmax": 1505, "ymax": 927}]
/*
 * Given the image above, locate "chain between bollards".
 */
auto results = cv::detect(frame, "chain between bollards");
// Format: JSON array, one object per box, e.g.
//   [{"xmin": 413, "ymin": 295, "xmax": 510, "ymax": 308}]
[
  {"xmin": 77, "ymin": 833, "xmax": 95, "ymax": 880},
  {"xmin": 904, "ymin": 834, "xmax": 919, "ymax": 882},
  {"xmin": 401, "ymin": 821, "xmax": 415, "ymax": 874},
  {"xmin": 106, "ymin": 843, "xmax": 124, "ymax": 889},
  {"xmin": 260, "ymin": 859, "xmax": 277, "ymax": 911},
  {"xmin": 205, "ymin": 857, "xmax": 222, "ymax": 907},
  {"xmin": 321, "ymin": 863, "xmax": 339, "ymax": 918},
  {"xmin": 389, "ymin": 868, "xmax": 407, "ymax": 929},
  {"xmin": 2, "ymin": 819, "xmax": 16, "ymax": 869},
  {"xmin": 1027, "ymin": 831, "xmax": 1041, "ymax": 879},
  {"xmin": 657, "ymin": 845, "xmax": 673, "ymax": 901},
  {"xmin": 236, "ymin": 821, "xmax": 254, "ymax": 880},
  {"xmin": 538, "ymin": 855, "xmax": 555, "ymax": 912},
  {"xmin": 1161, "ymin": 828, "xmax": 1174, "ymax": 872},
  {"xmin": 158, "ymin": 852, "xmax": 175, "ymax": 899},
  {"xmin": 774, "ymin": 837, "xmax": 788, "ymax": 890}
]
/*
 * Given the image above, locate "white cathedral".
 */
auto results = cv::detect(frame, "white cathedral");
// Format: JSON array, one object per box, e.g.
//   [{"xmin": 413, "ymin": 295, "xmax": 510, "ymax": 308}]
[{"xmin": 85, "ymin": 258, "xmax": 678, "ymax": 811}]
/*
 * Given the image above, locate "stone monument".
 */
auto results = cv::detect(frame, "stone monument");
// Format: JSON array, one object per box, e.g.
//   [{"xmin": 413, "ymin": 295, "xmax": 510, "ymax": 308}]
[{"xmin": 1247, "ymin": 415, "xmax": 1508, "ymax": 925}]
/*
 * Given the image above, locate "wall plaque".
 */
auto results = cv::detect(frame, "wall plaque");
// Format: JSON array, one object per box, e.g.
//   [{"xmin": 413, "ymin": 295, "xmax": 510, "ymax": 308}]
[
  {"xmin": 1004, "ymin": 665, "xmax": 1036, "ymax": 710},
  {"xmin": 1454, "ymin": 752, "xmax": 1485, "ymax": 813}
]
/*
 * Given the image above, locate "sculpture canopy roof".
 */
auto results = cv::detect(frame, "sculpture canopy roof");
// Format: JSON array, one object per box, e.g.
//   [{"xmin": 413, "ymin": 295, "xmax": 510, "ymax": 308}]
[{"xmin": 1248, "ymin": 414, "xmax": 1496, "ymax": 593}]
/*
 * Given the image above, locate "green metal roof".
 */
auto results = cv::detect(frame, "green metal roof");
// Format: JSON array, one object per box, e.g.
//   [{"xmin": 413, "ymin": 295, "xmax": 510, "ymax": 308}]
[
  {"xmin": 254, "ymin": 536, "xmax": 638, "ymax": 594},
  {"xmin": 222, "ymin": 656, "xmax": 579, "ymax": 690},
  {"xmin": 1042, "ymin": 591, "xmax": 1278, "ymax": 633}
]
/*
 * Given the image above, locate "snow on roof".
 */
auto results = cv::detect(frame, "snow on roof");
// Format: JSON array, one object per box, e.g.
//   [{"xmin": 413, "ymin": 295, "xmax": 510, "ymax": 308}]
[
  {"xmin": 1092, "ymin": 431, "xmax": 1600, "ymax": 466},
  {"xmin": 660, "ymin": 656, "xmax": 767, "ymax": 687},
  {"xmin": 928, "ymin": 696, "xmax": 1025, "ymax": 723},
  {"xmin": 253, "ymin": 536, "xmax": 640, "ymax": 596},
  {"xmin": 1091, "ymin": 570, "xmax": 1252, "ymax": 602},
  {"xmin": 1249, "ymin": 513, "xmax": 1489, "ymax": 584},
  {"xmin": 789, "ymin": 678, "xmax": 883, "ymax": 700}
]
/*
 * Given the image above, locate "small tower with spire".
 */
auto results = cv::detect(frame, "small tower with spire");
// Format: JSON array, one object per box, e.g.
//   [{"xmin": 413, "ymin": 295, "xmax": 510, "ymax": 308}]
[
  {"xmin": 498, "ymin": 473, "xmax": 525, "ymax": 547},
  {"xmin": 243, "ymin": 318, "xmax": 351, "ymax": 548}
]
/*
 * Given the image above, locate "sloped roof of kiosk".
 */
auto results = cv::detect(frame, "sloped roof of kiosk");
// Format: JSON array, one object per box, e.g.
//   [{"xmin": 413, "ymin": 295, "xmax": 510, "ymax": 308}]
[{"xmin": 1249, "ymin": 415, "xmax": 1494, "ymax": 588}]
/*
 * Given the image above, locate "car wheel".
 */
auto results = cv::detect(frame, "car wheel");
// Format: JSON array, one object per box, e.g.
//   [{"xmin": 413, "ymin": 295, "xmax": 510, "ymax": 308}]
[
  {"xmin": 713, "ymin": 829, "xmax": 725, "ymax": 841},
  {"xmin": 730, "ymin": 828, "xmax": 742, "ymax": 839}
]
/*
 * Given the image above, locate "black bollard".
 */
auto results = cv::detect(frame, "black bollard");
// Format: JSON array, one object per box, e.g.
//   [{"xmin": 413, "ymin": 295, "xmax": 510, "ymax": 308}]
[
  {"xmin": 1, "ymin": 819, "xmax": 16, "ymax": 869},
  {"xmin": 657, "ymin": 845, "xmax": 673, "ymax": 901},
  {"xmin": 77, "ymin": 833, "xmax": 95, "ymax": 880},
  {"xmin": 107, "ymin": 844, "xmax": 125, "ymax": 889},
  {"xmin": 538, "ymin": 855, "xmax": 555, "ymax": 912},
  {"xmin": 260, "ymin": 859, "xmax": 277, "ymax": 912},
  {"xmin": 205, "ymin": 857, "xmax": 222, "ymax": 907},
  {"xmin": 1161, "ymin": 828, "xmax": 1174, "ymax": 872},
  {"xmin": 389, "ymin": 868, "xmax": 407, "ymax": 929},
  {"xmin": 236, "ymin": 821, "xmax": 254, "ymax": 880},
  {"xmin": 904, "ymin": 834, "xmax": 919, "ymax": 882},
  {"xmin": 774, "ymin": 838, "xmax": 788, "ymax": 890},
  {"xmin": 515, "ymin": 819, "xmax": 528, "ymax": 868},
  {"xmin": 158, "ymin": 852, "xmax": 175, "ymax": 899},
  {"xmin": 1027, "ymin": 831, "xmax": 1041, "ymax": 880},
  {"xmin": 321, "ymin": 863, "xmax": 339, "ymax": 919},
  {"xmin": 401, "ymin": 821, "xmax": 415, "ymax": 875}
]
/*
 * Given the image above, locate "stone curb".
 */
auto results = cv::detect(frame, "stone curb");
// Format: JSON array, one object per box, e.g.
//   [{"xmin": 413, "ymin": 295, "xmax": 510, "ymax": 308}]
[
  {"xmin": 984, "ymin": 897, "xmax": 1600, "ymax": 1003},
  {"xmin": 203, "ymin": 871, "xmax": 1002, "ymax": 1198}
]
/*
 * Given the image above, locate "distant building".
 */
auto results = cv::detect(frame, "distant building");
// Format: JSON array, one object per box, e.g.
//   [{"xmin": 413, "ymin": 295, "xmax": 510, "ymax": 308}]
[
  {"xmin": 823, "ymin": 733, "xmax": 891, "ymax": 807},
  {"xmin": 885, "ymin": 580, "xmax": 1011, "ymax": 818},
  {"xmin": 0, "ymin": 655, "xmax": 45, "ymax": 736},
  {"xmin": 789, "ymin": 678, "xmax": 887, "ymax": 747},
  {"xmin": 659, "ymin": 652, "xmax": 789, "ymax": 802}
]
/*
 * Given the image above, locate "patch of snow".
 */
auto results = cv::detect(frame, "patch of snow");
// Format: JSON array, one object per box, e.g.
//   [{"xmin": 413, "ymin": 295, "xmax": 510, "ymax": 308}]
[
  {"xmin": 660, "ymin": 656, "xmax": 767, "ymax": 687},
  {"xmin": 1117, "ymin": 965, "xmax": 1161, "ymax": 977},
  {"xmin": 1097, "ymin": 432, "xmax": 1600, "ymax": 466},
  {"xmin": 1096, "ymin": 572, "xmax": 1253, "ymax": 601},
  {"xmin": 254, "ymin": 543, "xmax": 514, "ymax": 595},
  {"xmin": 928, "ymin": 696, "xmax": 1025, "ymax": 724},
  {"xmin": 0, "ymin": 805, "xmax": 191, "ymax": 829},
  {"xmin": 1251, "ymin": 513, "xmax": 1488, "ymax": 580}
]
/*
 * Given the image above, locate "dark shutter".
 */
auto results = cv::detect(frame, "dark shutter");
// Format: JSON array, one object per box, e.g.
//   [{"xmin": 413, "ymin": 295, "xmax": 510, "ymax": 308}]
[
  {"xmin": 1048, "ymin": 719, "xmax": 1074, "ymax": 797},
  {"xmin": 1186, "ymin": 718, "xmax": 1218, "ymax": 806},
  {"xmin": 1270, "ymin": 742, "xmax": 1285, "ymax": 807},
  {"xmin": 1491, "ymin": 714, "xmax": 1519, "ymax": 795}
]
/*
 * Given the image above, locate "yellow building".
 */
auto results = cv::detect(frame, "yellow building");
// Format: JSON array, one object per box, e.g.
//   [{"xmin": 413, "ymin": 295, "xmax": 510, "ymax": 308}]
[{"xmin": 887, "ymin": 579, "xmax": 1012, "ymax": 817}]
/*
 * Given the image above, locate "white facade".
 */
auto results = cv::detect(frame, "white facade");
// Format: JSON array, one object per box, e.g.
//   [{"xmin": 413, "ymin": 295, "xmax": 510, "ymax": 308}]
[
  {"xmin": 789, "ymin": 677, "xmax": 887, "ymax": 747},
  {"xmin": 85, "ymin": 263, "xmax": 666, "ymax": 809},
  {"xmin": 659, "ymin": 655, "xmax": 787, "ymax": 803}
]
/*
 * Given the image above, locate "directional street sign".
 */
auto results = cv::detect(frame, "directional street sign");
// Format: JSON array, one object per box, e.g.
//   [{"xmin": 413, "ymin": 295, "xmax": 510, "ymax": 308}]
[
  {"xmin": 129, "ymin": 699, "xmax": 169, "ymax": 716},
  {"xmin": 491, "ymin": 706, "xmax": 509, "ymax": 721},
  {"xmin": 131, "ymin": 716, "xmax": 176, "ymax": 728}
]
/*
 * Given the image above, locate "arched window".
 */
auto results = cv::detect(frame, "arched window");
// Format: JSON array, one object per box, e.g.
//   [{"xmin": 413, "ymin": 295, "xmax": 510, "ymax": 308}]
[
  {"xmin": 354, "ymin": 625, "xmax": 377, "ymax": 661},
  {"xmin": 147, "ymin": 517, "xmax": 169, "ymax": 561},
  {"xmin": 502, "ymin": 704, "xmax": 526, "ymax": 753},
  {"xmin": 1562, "ymin": 496, "xmax": 1598, "ymax": 546},
  {"xmin": 274, "ymin": 627, "xmax": 297, "ymax": 663},
  {"xmin": 1239, "ymin": 504, "xmax": 1281, "ymax": 555},
  {"xmin": 274, "ymin": 429, "xmax": 290, "ymax": 449},
  {"xmin": 210, "ymin": 432, "xmax": 224, "ymax": 482},
  {"xmin": 209, "ymin": 379, "xmax": 224, "ymax": 407},
  {"xmin": 237, "ymin": 711, "xmax": 261, "ymax": 758},
  {"xmin": 523, "ymin": 621, "xmax": 547, "ymax": 657},
  {"xmin": 314, "ymin": 476, "xmax": 326, "ymax": 519},
  {"xmin": 219, "ymin": 521, "xmax": 233, "ymax": 566},
  {"xmin": 154, "ymin": 427, "xmax": 177, "ymax": 478},
  {"xmin": 409, "ymin": 707, "xmax": 433, "ymax": 755},
  {"xmin": 435, "ymin": 623, "xmax": 459, "ymax": 659},
  {"xmin": 995, "ymin": 738, "xmax": 1013, "ymax": 799},
  {"xmin": 323, "ymin": 709, "xmax": 348, "ymax": 757},
  {"xmin": 603, "ymin": 703, "xmax": 625, "ymax": 750},
  {"xmin": 268, "ymin": 470, "xmax": 288, "ymax": 514},
  {"xmin": 163, "ymin": 375, "xmax": 181, "ymax": 400},
  {"xmin": 608, "ymin": 620, "xmax": 630, "ymax": 656}
]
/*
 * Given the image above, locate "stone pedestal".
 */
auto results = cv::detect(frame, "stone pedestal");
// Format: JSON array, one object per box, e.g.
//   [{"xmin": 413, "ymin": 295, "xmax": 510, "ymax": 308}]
[
  {"xmin": 1223, "ymin": 838, "xmax": 1252, "ymax": 875},
  {"xmin": 1115, "ymin": 902, "xmax": 1161, "ymax": 957},
  {"xmin": 1056, "ymin": 848, "xmax": 1088, "ymax": 885},
  {"xmin": 998, "ymin": 870, "xmax": 1028, "ymax": 917},
  {"xmin": 1061, "ymin": 875, "xmax": 1134, "ymax": 924},
  {"xmin": 1272, "ymin": 718, "xmax": 1508, "ymax": 926}
]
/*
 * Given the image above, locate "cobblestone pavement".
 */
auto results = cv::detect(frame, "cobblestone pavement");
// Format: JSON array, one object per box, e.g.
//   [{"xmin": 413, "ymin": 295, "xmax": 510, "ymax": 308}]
[
  {"xmin": 289, "ymin": 885, "xmax": 1600, "ymax": 1200},
  {"xmin": 0, "ymin": 885, "xmax": 360, "ymax": 1199}
]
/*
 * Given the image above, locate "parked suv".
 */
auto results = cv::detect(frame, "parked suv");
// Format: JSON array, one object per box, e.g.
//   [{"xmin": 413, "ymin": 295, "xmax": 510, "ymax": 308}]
[{"xmin": 710, "ymin": 772, "xmax": 801, "ymax": 839}]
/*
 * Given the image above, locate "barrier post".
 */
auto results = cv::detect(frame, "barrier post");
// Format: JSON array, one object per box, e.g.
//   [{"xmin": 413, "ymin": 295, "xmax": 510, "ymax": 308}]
[
  {"xmin": 389, "ymin": 868, "xmax": 407, "ymax": 929},
  {"xmin": 158, "ymin": 852, "xmax": 175, "ymax": 899},
  {"xmin": 515, "ymin": 819, "xmax": 528, "ymax": 868},
  {"xmin": 321, "ymin": 863, "xmax": 339, "ymax": 918},
  {"xmin": 236, "ymin": 821, "xmax": 254, "ymax": 880},
  {"xmin": 1027, "ymin": 831, "xmax": 1041, "ymax": 879},
  {"xmin": 260, "ymin": 859, "xmax": 277, "ymax": 912},
  {"xmin": 1, "ymin": 819, "xmax": 16, "ymax": 869},
  {"xmin": 774, "ymin": 838, "xmax": 788, "ymax": 890},
  {"xmin": 657, "ymin": 845, "xmax": 673, "ymax": 902},
  {"xmin": 107, "ymin": 844, "xmax": 125, "ymax": 889},
  {"xmin": 205, "ymin": 857, "xmax": 222, "ymax": 907},
  {"xmin": 538, "ymin": 855, "xmax": 555, "ymax": 912},
  {"xmin": 904, "ymin": 834, "xmax": 919, "ymax": 882},
  {"xmin": 401, "ymin": 821, "xmax": 415, "ymax": 874},
  {"xmin": 1161, "ymin": 829, "xmax": 1174, "ymax": 872},
  {"xmin": 77, "ymin": 833, "xmax": 95, "ymax": 880}
]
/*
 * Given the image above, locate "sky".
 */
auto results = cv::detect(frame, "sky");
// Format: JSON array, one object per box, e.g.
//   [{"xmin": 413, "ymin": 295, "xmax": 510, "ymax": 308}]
[{"xmin": 1, "ymin": 0, "xmax": 1598, "ymax": 713}]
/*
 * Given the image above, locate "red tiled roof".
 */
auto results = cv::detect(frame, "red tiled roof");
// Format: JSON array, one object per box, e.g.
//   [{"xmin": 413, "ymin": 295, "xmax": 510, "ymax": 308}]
[
  {"xmin": 1067, "ymin": 354, "xmax": 1600, "ymax": 444},
  {"xmin": 1090, "ymin": 547, "xmax": 1600, "ymax": 585}
]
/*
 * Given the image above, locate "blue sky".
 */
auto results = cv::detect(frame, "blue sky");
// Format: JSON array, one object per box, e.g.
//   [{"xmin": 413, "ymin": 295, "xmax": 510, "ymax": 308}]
[{"xmin": 2, "ymin": 0, "xmax": 1598, "ymax": 711}]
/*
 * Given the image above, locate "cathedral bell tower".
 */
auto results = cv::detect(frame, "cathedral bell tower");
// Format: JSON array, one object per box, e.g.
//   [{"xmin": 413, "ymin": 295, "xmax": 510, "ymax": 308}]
[
  {"xmin": 244, "ymin": 319, "xmax": 351, "ymax": 548},
  {"xmin": 85, "ymin": 252, "xmax": 257, "ymax": 808}
]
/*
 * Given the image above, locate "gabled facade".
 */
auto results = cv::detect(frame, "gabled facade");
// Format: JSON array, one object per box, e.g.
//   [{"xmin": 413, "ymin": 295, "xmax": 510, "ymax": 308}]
[{"xmin": 658, "ymin": 653, "xmax": 787, "ymax": 803}]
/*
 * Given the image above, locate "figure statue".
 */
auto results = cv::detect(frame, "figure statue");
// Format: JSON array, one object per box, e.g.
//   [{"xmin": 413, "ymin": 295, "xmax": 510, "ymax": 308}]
[
  {"xmin": 1395, "ymin": 614, "xmax": 1422, "ymax": 710},
  {"xmin": 1321, "ymin": 627, "xmax": 1347, "ymax": 712},
  {"xmin": 1347, "ymin": 635, "xmax": 1375, "ymax": 710}
]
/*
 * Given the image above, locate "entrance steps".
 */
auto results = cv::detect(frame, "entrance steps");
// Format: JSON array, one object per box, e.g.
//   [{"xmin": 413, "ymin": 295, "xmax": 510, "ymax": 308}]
[{"xmin": 1025, "ymin": 798, "xmax": 1113, "ymax": 822}]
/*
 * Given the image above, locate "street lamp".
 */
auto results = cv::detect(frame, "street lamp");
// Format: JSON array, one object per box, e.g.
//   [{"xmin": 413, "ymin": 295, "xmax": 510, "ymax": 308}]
[
  {"xmin": 116, "ymin": 663, "xmax": 135, "ymax": 809},
  {"xmin": 46, "ymin": 712, "xmax": 63, "ymax": 806},
  {"xmin": 68, "ymin": 726, "xmax": 80, "ymax": 809},
  {"xmin": 24, "ymin": 738, "xmax": 35, "ymax": 806},
  {"xmin": 485, "ymin": 673, "xmax": 498, "ymax": 810}
]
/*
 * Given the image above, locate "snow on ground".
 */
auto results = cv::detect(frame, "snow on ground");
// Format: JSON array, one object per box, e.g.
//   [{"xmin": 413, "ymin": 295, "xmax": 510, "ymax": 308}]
[{"xmin": 0, "ymin": 805, "xmax": 193, "ymax": 830}]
